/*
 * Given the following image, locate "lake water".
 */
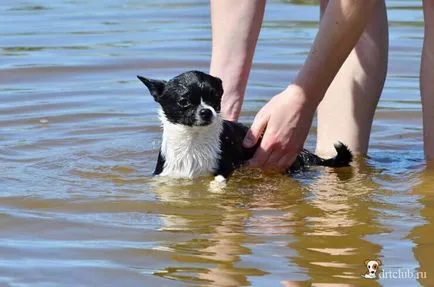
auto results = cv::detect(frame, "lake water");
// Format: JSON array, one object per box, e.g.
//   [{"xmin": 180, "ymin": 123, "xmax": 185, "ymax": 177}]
[{"xmin": 1, "ymin": 0, "xmax": 434, "ymax": 286}]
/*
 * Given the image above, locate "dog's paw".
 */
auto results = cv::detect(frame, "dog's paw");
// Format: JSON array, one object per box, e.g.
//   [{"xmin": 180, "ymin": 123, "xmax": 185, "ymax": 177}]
[{"xmin": 209, "ymin": 175, "xmax": 227, "ymax": 193}]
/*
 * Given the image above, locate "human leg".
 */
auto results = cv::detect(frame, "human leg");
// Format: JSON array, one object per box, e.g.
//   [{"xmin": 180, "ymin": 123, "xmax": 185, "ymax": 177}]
[
  {"xmin": 421, "ymin": 0, "xmax": 434, "ymax": 160},
  {"xmin": 316, "ymin": 0, "xmax": 388, "ymax": 156}
]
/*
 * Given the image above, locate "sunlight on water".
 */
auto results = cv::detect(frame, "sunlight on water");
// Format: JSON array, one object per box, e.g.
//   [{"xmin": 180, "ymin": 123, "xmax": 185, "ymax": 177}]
[{"xmin": 1, "ymin": 0, "xmax": 433, "ymax": 286}]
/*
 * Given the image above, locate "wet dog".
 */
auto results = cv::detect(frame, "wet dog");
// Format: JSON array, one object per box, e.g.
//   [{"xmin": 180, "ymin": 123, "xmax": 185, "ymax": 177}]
[{"xmin": 138, "ymin": 71, "xmax": 352, "ymax": 183}]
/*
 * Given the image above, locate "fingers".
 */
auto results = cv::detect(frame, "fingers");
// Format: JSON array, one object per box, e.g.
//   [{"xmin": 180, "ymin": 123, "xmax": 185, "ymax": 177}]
[
  {"xmin": 249, "ymin": 127, "xmax": 300, "ymax": 171},
  {"xmin": 264, "ymin": 151, "xmax": 288, "ymax": 171},
  {"xmin": 261, "ymin": 147, "xmax": 298, "ymax": 172},
  {"xmin": 248, "ymin": 126, "xmax": 275, "ymax": 168},
  {"xmin": 276, "ymin": 152, "xmax": 298, "ymax": 170},
  {"xmin": 243, "ymin": 113, "xmax": 268, "ymax": 148},
  {"xmin": 250, "ymin": 149, "xmax": 298, "ymax": 171},
  {"xmin": 243, "ymin": 88, "xmax": 312, "ymax": 172},
  {"xmin": 248, "ymin": 144, "xmax": 271, "ymax": 168}
]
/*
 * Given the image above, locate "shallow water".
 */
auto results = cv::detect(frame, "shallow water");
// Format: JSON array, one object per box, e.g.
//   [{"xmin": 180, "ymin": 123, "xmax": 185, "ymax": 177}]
[{"xmin": 1, "ymin": 0, "xmax": 434, "ymax": 286}]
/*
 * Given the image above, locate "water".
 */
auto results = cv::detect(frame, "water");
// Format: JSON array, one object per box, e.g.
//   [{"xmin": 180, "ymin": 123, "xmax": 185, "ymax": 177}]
[{"xmin": 1, "ymin": 0, "xmax": 433, "ymax": 286}]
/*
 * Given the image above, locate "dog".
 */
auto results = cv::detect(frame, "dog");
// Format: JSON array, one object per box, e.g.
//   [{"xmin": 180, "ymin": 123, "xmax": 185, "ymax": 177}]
[
  {"xmin": 138, "ymin": 70, "xmax": 352, "ymax": 182},
  {"xmin": 362, "ymin": 259, "xmax": 382, "ymax": 279}
]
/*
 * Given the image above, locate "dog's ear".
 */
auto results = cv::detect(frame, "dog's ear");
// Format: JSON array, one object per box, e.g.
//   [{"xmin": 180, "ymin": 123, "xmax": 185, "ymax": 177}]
[
  {"xmin": 364, "ymin": 259, "xmax": 370, "ymax": 266},
  {"xmin": 137, "ymin": 75, "xmax": 166, "ymax": 102},
  {"xmin": 213, "ymin": 76, "xmax": 224, "ymax": 98},
  {"xmin": 376, "ymin": 259, "xmax": 382, "ymax": 266}
]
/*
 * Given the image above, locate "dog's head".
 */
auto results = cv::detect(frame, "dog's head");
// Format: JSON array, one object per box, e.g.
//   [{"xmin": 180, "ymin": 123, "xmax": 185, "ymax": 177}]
[
  {"xmin": 364, "ymin": 259, "xmax": 382, "ymax": 276},
  {"xmin": 138, "ymin": 71, "xmax": 223, "ymax": 127}
]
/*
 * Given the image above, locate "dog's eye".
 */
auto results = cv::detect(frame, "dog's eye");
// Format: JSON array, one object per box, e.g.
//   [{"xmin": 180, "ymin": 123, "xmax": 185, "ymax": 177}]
[
  {"xmin": 368, "ymin": 265, "xmax": 370, "ymax": 268},
  {"xmin": 178, "ymin": 98, "xmax": 190, "ymax": 108},
  {"xmin": 373, "ymin": 265, "xmax": 377, "ymax": 269}
]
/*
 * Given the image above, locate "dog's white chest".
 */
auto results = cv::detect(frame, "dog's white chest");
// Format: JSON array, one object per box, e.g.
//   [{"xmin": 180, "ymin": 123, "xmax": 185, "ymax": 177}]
[{"xmin": 159, "ymin": 116, "xmax": 223, "ymax": 178}]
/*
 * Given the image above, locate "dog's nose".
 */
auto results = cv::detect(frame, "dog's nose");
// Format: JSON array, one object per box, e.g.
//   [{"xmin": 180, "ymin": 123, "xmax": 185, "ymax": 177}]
[
  {"xmin": 199, "ymin": 108, "xmax": 213, "ymax": 121},
  {"xmin": 371, "ymin": 271, "xmax": 375, "ymax": 274}
]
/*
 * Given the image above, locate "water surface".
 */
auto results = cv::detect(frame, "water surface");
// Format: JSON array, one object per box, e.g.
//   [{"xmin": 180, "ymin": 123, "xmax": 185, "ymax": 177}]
[{"xmin": 1, "ymin": 0, "xmax": 434, "ymax": 286}]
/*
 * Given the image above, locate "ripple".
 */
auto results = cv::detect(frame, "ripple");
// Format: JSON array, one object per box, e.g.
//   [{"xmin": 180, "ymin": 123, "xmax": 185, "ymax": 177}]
[{"xmin": 0, "ymin": 0, "xmax": 432, "ymax": 286}]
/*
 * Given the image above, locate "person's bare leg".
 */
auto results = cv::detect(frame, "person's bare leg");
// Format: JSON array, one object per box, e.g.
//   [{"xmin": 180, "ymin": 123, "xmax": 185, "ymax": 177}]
[
  {"xmin": 209, "ymin": 0, "xmax": 266, "ymax": 121},
  {"xmin": 315, "ymin": 0, "xmax": 388, "ymax": 156},
  {"xmin": 421, "ymin": 0, "xmax": 434, "ymax": 161}
]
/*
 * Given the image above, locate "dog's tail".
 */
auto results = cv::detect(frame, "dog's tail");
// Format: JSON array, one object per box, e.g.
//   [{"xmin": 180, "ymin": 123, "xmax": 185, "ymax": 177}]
[{"xmin": 319, "ymin": 142, "xmax": 353, "ymax": 167}]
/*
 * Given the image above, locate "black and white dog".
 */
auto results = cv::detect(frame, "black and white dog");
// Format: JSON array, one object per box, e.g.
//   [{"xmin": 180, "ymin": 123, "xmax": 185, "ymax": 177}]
[{"xmin": 138, "ymin": 71, "xmax": 352, "ymax": 182}]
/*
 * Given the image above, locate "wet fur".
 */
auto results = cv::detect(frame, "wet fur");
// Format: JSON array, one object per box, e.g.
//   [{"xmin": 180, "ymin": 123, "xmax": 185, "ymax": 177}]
[
  {"xmin": 156, "ymin": 109, "xmax": 223, "ymax": 178},
  {"xmin": 138, "ymin": 70, "xmax": 353, "ymax": 180},
  {"xmin": 214, "ymin": 119, "xmax": 352, "ymax": 178}
]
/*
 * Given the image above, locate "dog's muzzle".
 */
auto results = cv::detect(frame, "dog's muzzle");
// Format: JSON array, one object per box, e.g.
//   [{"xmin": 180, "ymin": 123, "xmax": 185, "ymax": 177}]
[
  {"xmin": 199, "ymin": 108, "xmax": 212, "ymax": 121},
  {"xmin": 196, "ymin": 108, "xmax": 214, "ymax": 125}
]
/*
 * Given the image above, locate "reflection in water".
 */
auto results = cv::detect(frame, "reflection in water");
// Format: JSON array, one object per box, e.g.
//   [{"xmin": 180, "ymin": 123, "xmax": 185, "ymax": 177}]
[
  {"xmin": 410, "ymin": 170, "xmax": 434, "ymax": 286},
  {"xmin": 0, "ymin": 0, "xmax": 432, "ymax": 286},
  {"xmin": 147, "ymin": 156, "xmax": 429, "ymax": 286},
  {"xmin": 149, "ymin": 163, "xmax": 393, "ymax": 286},
  {"xmin": 287, "ymin": 161, "xmax": 387, "ymax": 286},
  {"xmin": 152, "ymin": 174, "xmax": 286, "ymax": 286}
]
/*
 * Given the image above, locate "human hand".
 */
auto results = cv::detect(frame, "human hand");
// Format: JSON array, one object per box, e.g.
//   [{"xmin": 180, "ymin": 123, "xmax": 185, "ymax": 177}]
[{"xmin": 242, "ymin": 85, "xmax": 317, "ymax": 171}]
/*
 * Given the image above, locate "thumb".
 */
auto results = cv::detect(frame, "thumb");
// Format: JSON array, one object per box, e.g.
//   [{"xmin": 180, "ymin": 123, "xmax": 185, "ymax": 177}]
[{"xmin": 243, "ymin": 114, "xmax": 268, "ymax": 148}]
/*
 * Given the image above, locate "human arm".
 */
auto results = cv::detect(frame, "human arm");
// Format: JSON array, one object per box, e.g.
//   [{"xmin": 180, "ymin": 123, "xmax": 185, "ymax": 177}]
[
  {"xmin": 209, "ymin": 0, "xmax": 266, "ymax": 121},
  {"xmin": 244, "ymin": 0, "xmax": 379, "ymax": 170}
]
